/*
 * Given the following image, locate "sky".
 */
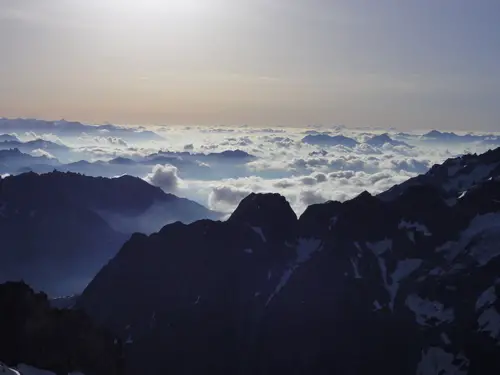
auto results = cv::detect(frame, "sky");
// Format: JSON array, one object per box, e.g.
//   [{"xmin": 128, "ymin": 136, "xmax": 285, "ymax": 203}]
[{"xmin": 1, "ymin": 0, "xmax": 500, "ymax": 130}]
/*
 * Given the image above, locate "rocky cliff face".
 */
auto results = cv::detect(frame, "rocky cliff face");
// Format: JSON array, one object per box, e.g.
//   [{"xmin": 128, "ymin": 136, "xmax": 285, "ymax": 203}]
[
  {"xmin": 0, "ymin": 282, "xmax": 123, "ymax": 375},
  {"xmin": 78, "ymin": 148, "xmax": 500, "ymax": 375}
]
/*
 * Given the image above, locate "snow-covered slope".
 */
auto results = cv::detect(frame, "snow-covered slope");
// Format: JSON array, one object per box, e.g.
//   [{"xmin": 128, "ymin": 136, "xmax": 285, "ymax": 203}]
[{"xmin": 1, "ymin": 361, "xmax": 86, "ymax": 374}]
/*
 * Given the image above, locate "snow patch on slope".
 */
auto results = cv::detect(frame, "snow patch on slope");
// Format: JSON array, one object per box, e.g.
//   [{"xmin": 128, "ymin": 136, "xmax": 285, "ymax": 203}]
[
  {"xmin": 366, "ymin": 239, "xmax": 392, "ymax": 256},
  {"xmin": 476, "ymin": 284, "xmax": 498, "ymax": 311},
  {"xmin": 406, "ymin": 231, "xmax": 415, "ymax": 243},
  {"xmin": 405, "ymin": 294, "xmax": 455, "ymax": 326},
  {"xmin": 252, "ymin": 226, "xmax": 267, "ymax": 243},
  {"xmin": 295, "ymin": 238, "xmax": 322, "ymax": 263},
  {"xmin": 440, "ymin": 333, "xmax": 452, "ymax": 345},
  {"xmin": 372, "ymin": 250, "xmax": 422, "ymax": 311},
  {"xmin": 0, "ymin": 364, "xmax": 85, "ymax": 375},
  {"xmin": 478, "ymin": 307, "xmax": 500, "ymax": 341},
  {"xmin": 416, "ymin": 347, "xmax": 469, "ymax": 375},
  {"xmin": 386, "ymin": 259, "xmax": 422, "ymax": 311},
  {"xmin": 266, "ymin": 238, "xmax": 322, "ymax": 305},
  {"xmin": 443, "ymin": 162, "xmax": 498, "ymax": 192},
  {"xmin": 0, "ymin": 363, "xmax": 20, "ymax": 375},
  {"xmin": 437, "ymin": 213, "xmax": 500, "ymax": 265},
  {"xmin": 398, "ymin": 220, "xmax": 432, "ymax": 236},
  {"xmin": 350, "ymin": 257, "xmax": 362, "ymax": 279}
]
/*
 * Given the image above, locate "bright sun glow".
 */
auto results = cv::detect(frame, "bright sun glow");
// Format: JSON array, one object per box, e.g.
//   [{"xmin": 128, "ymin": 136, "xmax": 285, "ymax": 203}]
[
  {"xmin": 94, "ymin": 0, "xmax": 212, "ymax": 26},
  {"xmin": 117, "ymin": 0, "xmax": 203, "ymax": 13}
]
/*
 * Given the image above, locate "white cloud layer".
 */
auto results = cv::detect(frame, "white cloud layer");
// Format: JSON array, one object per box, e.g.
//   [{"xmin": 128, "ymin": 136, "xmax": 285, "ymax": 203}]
[
  {"xmin": 31, "ymin": 149, "xmax": 56, "ymax": 159},
  {"xmin": 22, "ymin": 132, "xmax": 65, "ymax": 145},
  {"xmin": 2, "ymin": 119, "xmax": 499, "ymax": 216}
]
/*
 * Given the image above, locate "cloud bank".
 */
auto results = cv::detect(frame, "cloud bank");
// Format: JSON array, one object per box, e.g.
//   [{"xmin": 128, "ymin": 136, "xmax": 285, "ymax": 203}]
[{"xmin": 1, "ymin": 118, "xmax": 498, "ymax": 215}]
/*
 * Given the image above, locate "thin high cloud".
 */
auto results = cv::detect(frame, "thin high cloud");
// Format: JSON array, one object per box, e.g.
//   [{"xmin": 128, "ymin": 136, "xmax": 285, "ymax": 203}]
[
  {"xmin": 31, "ymin": 149, "xmax": 56, "ymax": 159},
  {"xmin": 1, "ymin": 119, "xmax": 499, "ymax": 215}
]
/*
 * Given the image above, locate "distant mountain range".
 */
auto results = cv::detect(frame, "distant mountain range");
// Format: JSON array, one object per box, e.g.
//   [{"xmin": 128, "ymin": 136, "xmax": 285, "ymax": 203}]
[
  {"xmin": 0, "ymin": 171, "xmax": 220, "ymax": 296},
  {"xmin": 0, "ymin": 134, "xmax": 20, "ymax": 142},
  {"xmin": 302, "ymin": 132, "xmax": 412, "ymax": 148},
  {"xmin": 0, "ymin": 139, "xmax": 68, "ymax": 153},
  {"xmin": 421, "ymin": 130, "xmax": 500, "ymax": 144},
  {"xmin": 0, "ymin": 148, "xmax": 59, "ymax": 174},
  {"xmin": 76, "ymin": 147, "xmax": 500, "ymax": 375},
  {"xmin": 0, "ymin": 137, "xmax": 256, "ymax": 180},
  {"xmin": 302, "ymin": 133, "xmax": 360, "ymax": 147},
  {"xmin": 0, "ymin": 118, "xmax": 163, "ymax": 142}
]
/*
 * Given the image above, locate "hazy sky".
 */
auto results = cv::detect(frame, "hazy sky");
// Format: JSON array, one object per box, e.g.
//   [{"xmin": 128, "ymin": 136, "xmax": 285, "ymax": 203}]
[{"xmin": 1, "ymin": 0, "xmax": 499, "ymax": 130}]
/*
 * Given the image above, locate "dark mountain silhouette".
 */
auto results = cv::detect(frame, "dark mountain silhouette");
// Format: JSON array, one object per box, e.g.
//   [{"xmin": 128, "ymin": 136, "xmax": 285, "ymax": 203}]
[
  {"xmin": 0, "ymin": 149, "xmax": 59, "ymax": 174},
  {"xmin": 0, "ymin": 139, "xmax": 68, "ymax": 153},
  {"xmin": 108, "ymin": 157, "xmax": 136, "ymax": 165},
  {"xmin": 207, "ymin": 149, "xmax": 255, "ymax": 159},
  {"xmin": 0, "ymin": 118, "xmax": 163, "ymax": 142},
  {"xmin": 42, "ymin": 150, "xmax": 256, "ymax": 180},
  {"xmin": 379, "ymin": 147, "xmax": 500, "ymax": 203},
  {"xmin": 365, "ymin": 133, "xmax": 413, "ymax": 148},
  {"xmin": 143, "ymin": 149, "xmax": 256, "ymax": 164},
  {"xmin": 0, "ymin": 281, "xmax": 123, "ymax": 375},
  {"xmin": 0, "ymin": 134, "xmax": 20, "ymax": 142},
  {"xmin": 79, "ymin": 147, "xmax": 500, "ymax": 375},
  {"xmin": 302, "ymin": 133, "xmax": 359, "ymax": 147},
  {"xmin": 0, "ymin": 171, "xmax": 220, "ymax": 296},
  {"xmin": 422, "ymin": 130, "xmax": 500, "ymax": 144}
]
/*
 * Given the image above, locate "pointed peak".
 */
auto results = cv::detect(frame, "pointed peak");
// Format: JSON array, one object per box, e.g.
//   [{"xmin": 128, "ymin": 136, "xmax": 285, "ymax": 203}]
[
  {"xmin": 353, "ymin": 190, "xmax": 373, "ymax": 201},
  {"xmin": 230, "ymin": 193, "xmax": 295, "ymax": 222}
]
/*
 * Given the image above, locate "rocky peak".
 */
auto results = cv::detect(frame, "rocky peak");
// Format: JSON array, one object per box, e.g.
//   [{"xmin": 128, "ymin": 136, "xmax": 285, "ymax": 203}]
[
  {"xmin": 299, "ymin": 200, "xmax": 343, "ymax": 236},
  {"xmin": 331, "ymin": 191, "xmax": 393, "ymax": 241},
  {"xmin": 228, "ymin": 193, "xmax": 297, "ymax": 242}
]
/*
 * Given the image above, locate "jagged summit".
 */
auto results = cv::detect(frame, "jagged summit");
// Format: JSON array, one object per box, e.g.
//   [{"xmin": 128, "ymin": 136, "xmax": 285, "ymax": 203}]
[
  {"xmin": 0, "ymin": 148, "xmax": 23, "ymax": 156},
  {"xmin": 229, "ymin": 193, "xmax": 297, "ymax": 242},
  {"xmin": 352, "ymin": 190, "xmax": 373, "ymax": 201},
  {"xmin": 365, "ymin": 133, "xmax": 411, "ymax": 147},
  {"xmin": 380, "ymin": 146, "xmax": 500, "ymax": 202},
  {"xmin": 229, "ymin": 193, "xmax": 296, "ymax": 223}
]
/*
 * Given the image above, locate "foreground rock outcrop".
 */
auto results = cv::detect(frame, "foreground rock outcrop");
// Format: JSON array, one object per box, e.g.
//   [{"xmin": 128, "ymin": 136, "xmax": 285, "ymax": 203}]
[{"xmin": 0, "ymin": 282, "xmax": 123, "ymax": 375}]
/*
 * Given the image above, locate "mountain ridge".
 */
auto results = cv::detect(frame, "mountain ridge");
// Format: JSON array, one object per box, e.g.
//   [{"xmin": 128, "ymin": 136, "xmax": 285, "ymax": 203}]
[
  {"xmin": 78, "ymin": 147, "xmax": 500, "ymax": 374},
  {"xmin": 0, "ymin": 171, "xmax": 220, "ymax": 296}
]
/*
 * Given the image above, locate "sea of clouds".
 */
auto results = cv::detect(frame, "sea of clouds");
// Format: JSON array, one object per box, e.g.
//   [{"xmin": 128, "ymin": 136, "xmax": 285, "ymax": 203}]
[{"xmin": 1, "ymin": 118, "xmax": 499, "ymax": 215}]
